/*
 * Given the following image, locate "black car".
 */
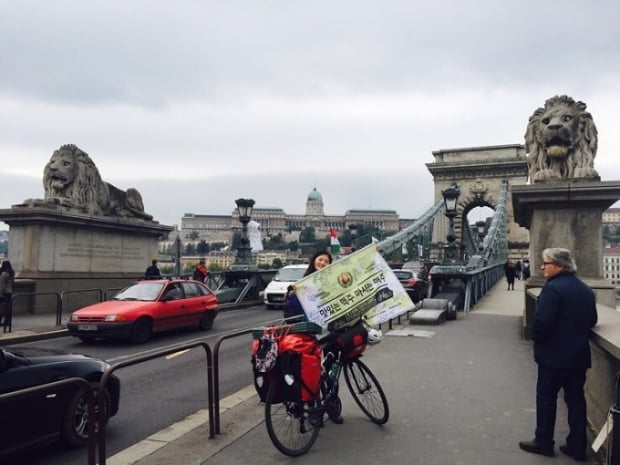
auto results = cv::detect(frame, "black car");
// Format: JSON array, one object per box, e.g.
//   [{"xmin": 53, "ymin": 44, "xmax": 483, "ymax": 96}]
[
  {"xmin": 0, "ymin": 346, "xmax": 120, "ymax": 459},
  {"xmin": 393, "ymin": 268, "xmax": 429, "ymax": 302}
]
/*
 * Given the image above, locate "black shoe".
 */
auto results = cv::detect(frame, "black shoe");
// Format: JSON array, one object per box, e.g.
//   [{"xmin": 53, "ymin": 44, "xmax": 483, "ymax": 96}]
[
  {"xmin": 328, "ymin": 411, "xmax": 344, "ymax": 424},
  {"xmin": 559, "ymin": 445, "xmax": 586, "ymax": 462},
  {"xmin": 518, "ymin": 440, "xmax": 554, "ymax": 457}
]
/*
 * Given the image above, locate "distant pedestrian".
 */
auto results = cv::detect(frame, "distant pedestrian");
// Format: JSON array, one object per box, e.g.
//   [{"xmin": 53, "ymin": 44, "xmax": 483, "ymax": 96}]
[
  {"xmin": 515, "ymin": 260, "xmax": 522, "ymax": 280},
  {"xmin": 144, "ymin": 259, "xmax": 161, "ymax": 280},
  {"xmin": 504, "ymin": 260, "xmax": 516, "ymax": 290},
  {"xmin": 193, "ymin": 259, "xmax": 209, "ymax": 282},
  {"xmin": 522, "ymin": 259, "xmax": 531, "ymax": 280},
  {"xmin": 519, "ymin": 248, "xmax": 597, "ymax": 461},
  {"xmin": 0, "ymin": 260, "xmax": 15, "ymax": 325}
]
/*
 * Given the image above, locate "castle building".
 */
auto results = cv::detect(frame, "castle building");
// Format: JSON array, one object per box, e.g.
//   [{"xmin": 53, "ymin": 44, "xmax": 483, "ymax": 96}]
[{"xmin": 179, "ymin": 187, "xmax": 412, "ymax": 244}]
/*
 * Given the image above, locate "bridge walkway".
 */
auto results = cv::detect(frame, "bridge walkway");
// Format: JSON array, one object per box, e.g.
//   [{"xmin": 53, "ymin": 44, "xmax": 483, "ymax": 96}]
[{"xmin": 119, "ymin": 277, "xmax": 598, "ymax": 465}]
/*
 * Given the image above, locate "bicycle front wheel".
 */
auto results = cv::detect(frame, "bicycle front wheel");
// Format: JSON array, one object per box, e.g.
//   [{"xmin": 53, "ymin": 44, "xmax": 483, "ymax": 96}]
[
  {"xmin": 343, "ymin": 358, "xmax": 389, "ymax": 424},
  {"xmin": 264, "ymin": 379, "xmax": 320, "ymax": 457}
]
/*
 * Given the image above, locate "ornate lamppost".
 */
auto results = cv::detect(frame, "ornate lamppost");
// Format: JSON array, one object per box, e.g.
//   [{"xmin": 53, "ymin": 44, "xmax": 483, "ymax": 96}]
[
  {"xmin": 442, "ymin": 184, "xmax": 460, "ymax": 262},
  {"xmin": 230, "ymin": 198, "xmax": 256, "ymax": 271},
  {"xmin": 348, "ymin": 224, "xmax": 359, "ymax": 252},
  {"xmin": 476, "ymin": 220, "xmax": 486, "ymax": 252}
]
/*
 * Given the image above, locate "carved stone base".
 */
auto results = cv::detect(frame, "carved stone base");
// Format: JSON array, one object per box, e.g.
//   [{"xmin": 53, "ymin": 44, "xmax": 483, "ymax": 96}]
[
  {"xmin": 0, "ymin": 206, "xmax": 173, "ymax": 314},
  {"xmin": 512, "ymin": 180, "xmax": 620, "ymax": 339}
]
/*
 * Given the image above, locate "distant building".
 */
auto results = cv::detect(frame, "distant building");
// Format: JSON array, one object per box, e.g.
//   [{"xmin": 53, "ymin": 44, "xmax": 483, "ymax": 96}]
[
  {"xmin": 179, "ymin": 187, "xmax": 414, "ymax": 245},
  {"xmin": 603, "ymin": 247, "xmax": 620, "ymax": 286},
  {"xmin": 603, "ymin": 208, "xmax": 620, "ymax": 223}
]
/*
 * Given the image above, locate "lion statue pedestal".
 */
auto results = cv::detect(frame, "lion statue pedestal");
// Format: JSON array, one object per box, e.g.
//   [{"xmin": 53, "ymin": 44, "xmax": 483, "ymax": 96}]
[
  {"xmin": 0, "ymin": 144, "xmax": 173, "ymax": 315},
  {"xmin": 513, "ymin": 95, "xmax": 620, "ymax": 340}
]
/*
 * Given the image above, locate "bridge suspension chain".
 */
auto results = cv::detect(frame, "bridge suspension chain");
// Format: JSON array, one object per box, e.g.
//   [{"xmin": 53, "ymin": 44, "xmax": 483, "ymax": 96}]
[{"xmin": 375, "ymin": 199, "xmax": 444, "ymax": 258}]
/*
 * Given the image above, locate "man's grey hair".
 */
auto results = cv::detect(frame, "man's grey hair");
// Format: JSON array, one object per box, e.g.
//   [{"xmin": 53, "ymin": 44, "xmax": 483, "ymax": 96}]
[{"xmin": 542, "ymin": 248, "xmax": 577, "ymax": 273}]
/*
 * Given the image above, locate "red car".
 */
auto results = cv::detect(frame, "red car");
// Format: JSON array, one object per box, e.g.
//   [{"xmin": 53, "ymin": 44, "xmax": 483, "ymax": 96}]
[{"xmin": 68, "ymin": 279, "xmax": 218, "ymax": 343}]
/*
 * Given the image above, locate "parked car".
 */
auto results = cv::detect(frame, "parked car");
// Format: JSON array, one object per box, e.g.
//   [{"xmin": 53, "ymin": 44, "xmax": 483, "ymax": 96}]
[
  {"xmin": 393, "ymin": 268, "xmax": 429, "ymax": 302},
  {"xmin": 263, "ymin": 264, "xmax": 308, "ymax": 309},
  {"xmin": 0, "ymin": 346, "xmax": 120, "ymax": 459},
  {"xmin": 68, "ymin": 278, "xmax": 218, "ymax": 343}
]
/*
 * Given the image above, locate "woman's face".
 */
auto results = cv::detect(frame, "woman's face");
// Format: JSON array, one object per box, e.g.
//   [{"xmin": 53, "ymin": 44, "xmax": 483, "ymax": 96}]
[{"xmin": 314, "ymin": 254, "xmax": 331, "ymax": 270}]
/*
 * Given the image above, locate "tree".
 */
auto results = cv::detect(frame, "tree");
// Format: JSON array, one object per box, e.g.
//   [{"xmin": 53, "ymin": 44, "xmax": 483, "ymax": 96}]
[
  {"xmin": 272, "ymin": 258, "xmax": 284, "ymax": 269},
  {"xmin": 185, "ymin": 243, "xmax": 196, "ymax": 255},
  {"xmin": 210, "ymin": 242, "xmax": 226, "ymax": 251},
  {"xmin": 188, "ymin": 231, "xmax": 199, "ymax": 240},
  {"xmin": 287, "ymin": 241, "xmax": 299, "ymax": 251},
  {"xmin": 299, "ymin": 227, "xmax": 316, "ymax": 243},
  {"xmin": 196, "ymin": 240, "xmax": 209, "ymax": 254}
]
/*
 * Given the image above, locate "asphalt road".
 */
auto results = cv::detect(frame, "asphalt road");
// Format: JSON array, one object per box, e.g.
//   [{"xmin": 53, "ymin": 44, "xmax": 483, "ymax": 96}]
[{"xmin": 6, "ymin": 304, "xmax": 284, "ymax": 465}]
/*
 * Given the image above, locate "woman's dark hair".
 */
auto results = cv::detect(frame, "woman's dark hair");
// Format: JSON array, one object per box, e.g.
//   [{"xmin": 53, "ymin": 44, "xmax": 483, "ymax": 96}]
[
  {"xmin": 0, "ymin": 260, "xmax": 14, "ymax": 278},
  {"xmin": 303, "ymin": 251, "xmax": 333, "ymax": 277}
]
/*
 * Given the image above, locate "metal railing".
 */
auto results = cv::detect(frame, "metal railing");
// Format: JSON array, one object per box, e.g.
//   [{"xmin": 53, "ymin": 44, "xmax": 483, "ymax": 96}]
[
  {"xmin": 97, "ymin": 341, "xmax": 214, "ymax": 465},
  {"xmin": 3, "ymin": 287, "xmax": 125, "ymax": 333},
  {"xmin": 0, "ymin": 377, "xmax": 97, "ymax": 465}
]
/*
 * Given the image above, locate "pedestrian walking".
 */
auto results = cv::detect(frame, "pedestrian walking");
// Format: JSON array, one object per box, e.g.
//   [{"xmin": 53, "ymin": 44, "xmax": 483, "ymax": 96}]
[
  {"xmin": 504, "ymin": 260, "xmax": 516, "ymax": 290},
  {"xmin": 519, "ymin": 248, "xmax": 597, "ymax": 462},
  {"xmin": 144, "ymin": 259, "xmax": 161, "ymax": 280},
  {"xmin": 193, "ymin": 259, "xmax": 209, "ymax": 282},
  {"xmin": 0, "ymin": 260, "xmax": 15, "ymax": 326}
]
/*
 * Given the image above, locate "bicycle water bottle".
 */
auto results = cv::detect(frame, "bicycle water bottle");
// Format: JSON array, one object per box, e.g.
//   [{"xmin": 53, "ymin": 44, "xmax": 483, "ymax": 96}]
[{"xmin": 328, "ymin": 360, "xmax": 339, "ymax": 381}]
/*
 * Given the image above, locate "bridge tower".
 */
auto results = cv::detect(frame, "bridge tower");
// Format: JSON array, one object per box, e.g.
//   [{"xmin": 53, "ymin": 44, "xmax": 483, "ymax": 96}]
[{"xmin": 425, "ymin": 144, "xmax": 529, "ymax": 261}]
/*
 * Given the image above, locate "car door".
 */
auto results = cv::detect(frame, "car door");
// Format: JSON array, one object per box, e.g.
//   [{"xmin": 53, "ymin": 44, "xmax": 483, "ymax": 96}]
[
  {"xmin": 156, "ymin": 283, "xmax": 188, "ymax": 330},
  {"xmin": 0, "ymin": 353, "xmax": 65, "ymax": 454},
  {"xmin": 180, "ymin": 282, "xmax": 213, "ymax": 325}
]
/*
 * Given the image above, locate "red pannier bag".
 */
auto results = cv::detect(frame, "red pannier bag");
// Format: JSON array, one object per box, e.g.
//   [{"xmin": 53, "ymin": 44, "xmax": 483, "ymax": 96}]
[
  {"xmin": 278, "ymin": 350, "xmax": 322, "ymax": 402},
  {"xmin": 336, "ymin": 321, "xmax": 368, "ymax": 359},
  {"xmin": 277, "ymin": 333, "xmax": 322, "ymax": 402}
]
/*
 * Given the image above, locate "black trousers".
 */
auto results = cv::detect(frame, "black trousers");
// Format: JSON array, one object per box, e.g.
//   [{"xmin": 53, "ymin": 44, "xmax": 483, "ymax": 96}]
[{"xmin": 535, "ymin": 365, "xmax": 587, "ymax": 452}]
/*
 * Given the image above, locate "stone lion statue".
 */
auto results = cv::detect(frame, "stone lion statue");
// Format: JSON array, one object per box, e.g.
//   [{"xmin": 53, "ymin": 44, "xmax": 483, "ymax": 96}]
[
  {"xmin": 26, "ymin": 144, "xmax": 153, "ymax": 220},
  {"xmin": 525, "ymin": 95, "xmax": 599, "ymax": 182}
]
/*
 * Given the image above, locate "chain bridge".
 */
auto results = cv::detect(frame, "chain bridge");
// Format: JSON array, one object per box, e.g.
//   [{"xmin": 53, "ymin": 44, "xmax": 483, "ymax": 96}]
[{"xmin": 376, "ymin": 144, "xmax": 530, "ymax": 313}]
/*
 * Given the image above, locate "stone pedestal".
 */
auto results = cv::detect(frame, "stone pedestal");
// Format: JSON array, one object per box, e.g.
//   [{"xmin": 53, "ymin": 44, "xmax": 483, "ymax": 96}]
[
  {"xmin": 0, "ymin": 206, "xmax": 173, "ymax": 314},
  {"xmin": 512, "ymin": 180, "xmax": 620, "ymax": 336}
]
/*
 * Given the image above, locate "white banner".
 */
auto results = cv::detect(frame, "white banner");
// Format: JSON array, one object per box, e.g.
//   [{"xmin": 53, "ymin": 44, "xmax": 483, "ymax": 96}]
[{"xmin": 294, "ymin": 246, "xmax": 414, "ymax": 329}]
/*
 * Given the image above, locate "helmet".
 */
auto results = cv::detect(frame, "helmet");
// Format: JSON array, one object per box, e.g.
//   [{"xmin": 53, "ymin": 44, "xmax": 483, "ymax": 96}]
[{"xmin": 366, "ymin": 327, "xmax": 383, "ymax": 345}]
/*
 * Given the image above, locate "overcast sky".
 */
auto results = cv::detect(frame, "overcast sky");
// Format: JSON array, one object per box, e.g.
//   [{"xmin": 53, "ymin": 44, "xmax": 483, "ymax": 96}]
[{"xmin": 1, "ymin": 0, "xmax": 619, "ymax": 230}]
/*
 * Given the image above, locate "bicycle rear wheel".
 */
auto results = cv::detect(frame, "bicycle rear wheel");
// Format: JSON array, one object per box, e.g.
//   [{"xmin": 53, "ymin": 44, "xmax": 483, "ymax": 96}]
[
  {"xmin": 264, "ymin": 379, "xmax": 320, "ymax": 456},
  {"xmin": 343, "ymin": 358, "xmax": 389, "ymax": 424}
]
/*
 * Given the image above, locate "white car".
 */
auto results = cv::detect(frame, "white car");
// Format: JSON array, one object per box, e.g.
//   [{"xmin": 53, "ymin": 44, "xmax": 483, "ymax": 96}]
[{"xmin": 263, "ymin": 264, "xmax": 308, "ymax": 309}]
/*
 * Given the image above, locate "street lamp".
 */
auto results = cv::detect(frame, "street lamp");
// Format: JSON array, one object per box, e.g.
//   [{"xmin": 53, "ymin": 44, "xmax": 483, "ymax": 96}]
[
  {"xmin": 475, "ymin": 220, "xmax": 486, "ymax": 252},
  {"xmin": 230, "ymin": 198, "xmax": 256, "ymax": 271},
  {"xmin": 348, "ymin": 224, "xmax": 359, "ymax": 251},
  {"xmin": 442, "ymin": 184, "xmax": 460, "ymax": 262}
]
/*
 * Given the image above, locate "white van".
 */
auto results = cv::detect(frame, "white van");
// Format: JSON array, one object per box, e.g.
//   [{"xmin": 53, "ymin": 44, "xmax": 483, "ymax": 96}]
[{"xmin": 263, "ymin": 264, "xmax": 308, "ymax": 309}]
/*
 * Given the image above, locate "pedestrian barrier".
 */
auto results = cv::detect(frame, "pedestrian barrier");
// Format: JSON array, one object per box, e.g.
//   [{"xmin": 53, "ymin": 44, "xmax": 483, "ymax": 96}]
[
  {"xmin": 211, "ymin": 316, "xmax": 284, "ymax": 434},
  {"xmin": 0, "ymin": 377, "xmax": 97, "ymax": 465},
  {"xmin": 97, "ymin": 340, "xmax": 214, "ymax": 465}
]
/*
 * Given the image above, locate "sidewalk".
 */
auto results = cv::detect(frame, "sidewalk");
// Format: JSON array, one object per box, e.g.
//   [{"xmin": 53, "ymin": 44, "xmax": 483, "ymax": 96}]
[
  {"xmin": 2, "ymin": 280, "xmax": 599, "ymax": 464},
  {"xmin": 115, "ymin": 278, "xmax": 599, "ymax": 465}
]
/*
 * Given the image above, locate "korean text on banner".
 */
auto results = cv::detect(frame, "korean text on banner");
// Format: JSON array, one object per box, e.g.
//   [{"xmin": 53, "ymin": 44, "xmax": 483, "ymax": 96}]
[{"xmin": 294, "ymin": 246, "xmax": 415, "ymax": 329}]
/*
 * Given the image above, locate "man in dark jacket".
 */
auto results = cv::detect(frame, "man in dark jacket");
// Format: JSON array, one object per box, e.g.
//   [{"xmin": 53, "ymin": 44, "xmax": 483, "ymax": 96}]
[{"xmin": 519, "ymin": 248, "xmax": 597, "ymax": 462}]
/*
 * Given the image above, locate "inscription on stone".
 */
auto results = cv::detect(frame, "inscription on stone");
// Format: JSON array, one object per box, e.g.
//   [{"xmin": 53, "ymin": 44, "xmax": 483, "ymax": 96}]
[{"xmin": 60, "ymin": 242, "xmax": 142, "ymax": 260}]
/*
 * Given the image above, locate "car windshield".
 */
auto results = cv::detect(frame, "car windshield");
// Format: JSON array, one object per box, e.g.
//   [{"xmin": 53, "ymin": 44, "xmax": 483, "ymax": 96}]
[
  {"xmin": 274, "ymin": 267, "xmax": 307, "ymax": 282},
  {"xmin": 113, "ymin": 282, "xmax": 164, "ymax": 301},
  {"xmin": 393, "ymin": 270, "xmax": 414, "ymax": 280}
]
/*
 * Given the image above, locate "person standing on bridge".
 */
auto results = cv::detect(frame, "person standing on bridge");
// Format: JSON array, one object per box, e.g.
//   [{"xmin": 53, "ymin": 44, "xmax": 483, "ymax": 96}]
[
  {"xmin": 519, "ymin": 248, "xmax": 597, "ymax": 462},
  {"xmin": 144, "ymin": 259, "xmax": 161, "ymax": 280},
  {"xmin": 504, "ymin": 260, "xmax": 516, "ymax": 290},
  {"xmin": 0, "ymin": 260, "xmax": 15, "ymax": 326}
]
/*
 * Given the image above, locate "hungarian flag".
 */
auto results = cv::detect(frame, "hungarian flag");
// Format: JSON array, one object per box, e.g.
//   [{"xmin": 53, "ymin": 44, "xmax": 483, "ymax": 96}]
[{"xmin": 329, "ymin": 228, "xmax": 341, "ymax": 254}]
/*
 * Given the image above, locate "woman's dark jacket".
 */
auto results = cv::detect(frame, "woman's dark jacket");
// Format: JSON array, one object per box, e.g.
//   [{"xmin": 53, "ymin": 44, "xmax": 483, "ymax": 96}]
[{"xmin": 532, "ymin": 271, "xmax": 597, "ymax": 370}]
